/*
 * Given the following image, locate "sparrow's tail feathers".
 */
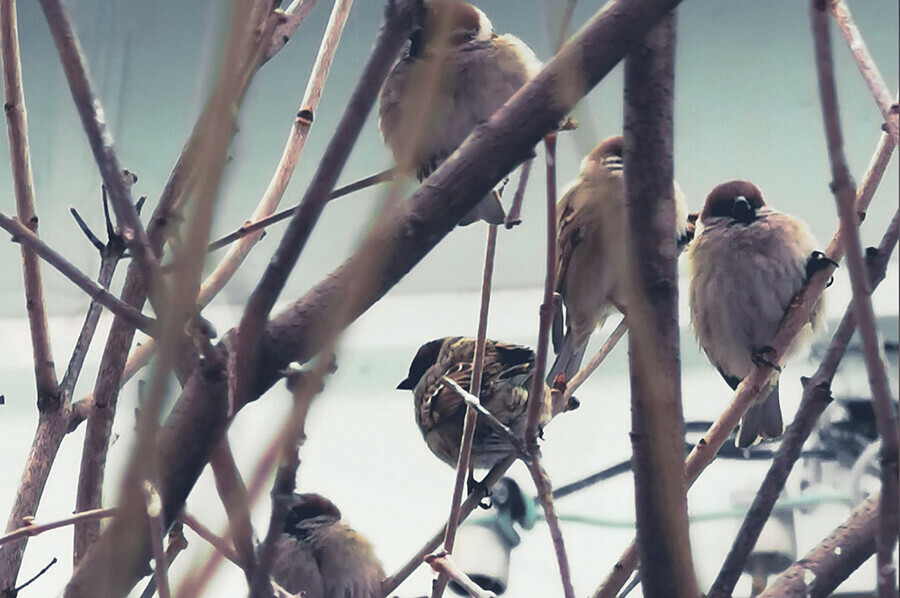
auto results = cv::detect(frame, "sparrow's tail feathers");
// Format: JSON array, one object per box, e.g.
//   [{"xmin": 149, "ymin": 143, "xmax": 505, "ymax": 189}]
[
  {"xmin": 547, "ymin": 332, "xmax": 586, "ymax": 385},
  {"xmin": 736, "ymin": 382, "xmax": 783, "ymax": 448},
  {"xmin": 459, "ymin": 192, "xmax": 506, "ymax": 226}
]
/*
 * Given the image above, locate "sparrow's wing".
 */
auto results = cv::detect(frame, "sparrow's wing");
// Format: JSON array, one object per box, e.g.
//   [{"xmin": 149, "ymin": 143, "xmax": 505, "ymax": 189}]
[
  {"xmin": 553, "ymin": 190, "xmax": 581, "ymax": 352},
  {"xmin": 715, "ymin": 365, "xmax": 742, "ymax": 391},
  {"xmin": 491, "ymin": 342, "xmax": 536, "ymax": 385}
]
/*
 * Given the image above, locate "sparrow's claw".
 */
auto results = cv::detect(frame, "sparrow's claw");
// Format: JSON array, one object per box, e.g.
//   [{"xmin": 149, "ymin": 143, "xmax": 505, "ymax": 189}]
[
  {"xmin": 805, "ymin": 250, "xmax": 838, "ymax": 279},
  {"xmin": 752, "ymin": 345, "xmax": 781, "ymax": 372},
  {"xmin": 467, "ymin": 474, "xmax": 492, "ymax": 510}
]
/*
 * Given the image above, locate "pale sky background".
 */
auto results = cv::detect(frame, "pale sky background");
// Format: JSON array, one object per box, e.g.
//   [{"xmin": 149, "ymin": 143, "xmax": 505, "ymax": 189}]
[{"xmin": 0, "ymin": 1, "xmax": 898, "ymax": 597}]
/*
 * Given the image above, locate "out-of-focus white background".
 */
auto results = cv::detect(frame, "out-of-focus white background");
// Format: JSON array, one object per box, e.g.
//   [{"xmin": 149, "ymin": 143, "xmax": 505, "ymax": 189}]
[{"xmin": 0, "ymin": 0, "xmax": 897, "ymax": 596}]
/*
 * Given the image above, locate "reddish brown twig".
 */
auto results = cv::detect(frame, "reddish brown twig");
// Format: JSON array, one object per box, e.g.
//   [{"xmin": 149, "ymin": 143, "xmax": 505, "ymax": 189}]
[
  {"xmin": 0, "ymin": 508, "xmax": 116, "ymax": 548},
  {"xmin": 431, "ymin": 224, "xmax": 498, "ymax": 598},
  {"xmin": 522, "ymin": 134, "xmax": 575, "ymax": 598},
  {"xmin": 181, "ymin": 513, "xmax": 241, "ymax": 567},
  {"xmin": 811, "ymin": 5, "xmax": 898, "ymax": 595},
  {"xmin": 210, "ymin": 440, "xmax": 256, "ymax": 578}
]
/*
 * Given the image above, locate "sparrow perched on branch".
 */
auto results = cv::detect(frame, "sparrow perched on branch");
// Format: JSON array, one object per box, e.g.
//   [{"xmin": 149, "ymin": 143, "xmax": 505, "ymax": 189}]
[
  {"xmin": 271, "ymin": 493, "xmax": 384, "ymax": 598},
  {"xmin": 548, "ymin": 136, "xmax": 692, "ymax": 382},
  {"xmin": 397, "ymin": 337, "xmax": 574, "ymax": 469},
  {"xmin": 688, "ymin": 180, "xmax": 825, "ymax": 448},
  {"xmin": 378, "ymin": 0, "xmax": 541, "ymax": 225}
]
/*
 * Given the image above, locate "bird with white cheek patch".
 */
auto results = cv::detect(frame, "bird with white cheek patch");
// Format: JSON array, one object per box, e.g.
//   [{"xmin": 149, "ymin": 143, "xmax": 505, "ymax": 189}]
[
  {"xmin": 378, "ymin": 0, "xmax": 541, "ymax": 225},
  {"xmin": 688, "ymin": 180, "xmax": 826, "ymax": 448},
  {"xmin": 272, "ymin": 493, "xmax": 384, "ymax": 598},
  {"xmin": 548, "ymin": 136, "xmax": 693, "ymax": 383}
]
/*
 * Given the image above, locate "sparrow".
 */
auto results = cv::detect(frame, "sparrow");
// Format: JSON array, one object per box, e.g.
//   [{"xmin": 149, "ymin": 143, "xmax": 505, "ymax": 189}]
[
  {"xmin": 397, "ymin": 337, "xmax": 574, "ymax": 469},
  {"xmin": 378, "ymin": 0, "xmax": 542, "ymax": 225},
  {"xmin": 271, "ymin": 493, "xmax": 384, "ymax": 598},
  {"xmin": 688, "ymin": 180, "xmax": 825, "ymax": 448},
  {"xmin": 548, "ymin": 136, "xmax": 692, "ymax": 382}
]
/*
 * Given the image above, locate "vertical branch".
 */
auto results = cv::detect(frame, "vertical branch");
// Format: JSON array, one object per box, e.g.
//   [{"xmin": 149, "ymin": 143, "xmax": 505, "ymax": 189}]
[
  {"xmin": 0, "ymin": 0, "xmax": 58, "ymax": 409},
  {"xmin": 523, "ymin": 134, "xmax": 575, "ymax": 598},
  {"xmin": 0, "ymin": 1, "xmax": 61, "ymax": 591},
  {"xmin": 622, "ymin": 12, "xmax": 697, "ymax": 597},
  {"xmin": 709, "ymin": 209, "xmax": 900, "ymax": 598},
  {"xmin": 811, "ymin": 5, "xmax": 899, "ymax": 596},
  {"xmin": 432, "ymin": 224, "xmax": 498, "ymax": 598},
  {"xmin": 757, "ymin": 495, "xmax": 881, "ymax": 597}
]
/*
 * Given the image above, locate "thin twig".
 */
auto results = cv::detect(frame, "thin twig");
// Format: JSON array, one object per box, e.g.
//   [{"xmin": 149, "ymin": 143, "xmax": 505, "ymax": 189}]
[
  {"xmin": 208, "ymin": 167, "xmax": 393, "ymax": 252},
  {"xmin": 523, "ymin": 134, "xmax": 575, "ymax": 598},
  {"xmin": 591, "ymin": 125, "xmax": 897, "ymax": 598},
  {"xmin": 0, "ymin": 212, "xmax": 156, "ymax": 334},
  {"xmin": 426, "ymin": 553, "xmax": 498, "ymax": 598},
  {"xmin": 210, "ymin": 439, "xmax": 256, "ymax": 578},
  {"xmin": 811, "ymin": 5, "xmax": 899, "ymax": 595},
  {"xmin": 0, "ymin": 508, "xmax": 116, "ymax": 547},
  {"xmin": 829, "ymin": 0, "xmax": 899, "ymax": 142},
  {"xmin": 441, "ymin": 376, "xmax": 528, "ymax": 458},
  {"xmin": 13, "ymin": 557, "xmax": 57, "ymax": 594},
  {"xmin": 0, "ymin": 0, "xmax": 58, "ymax": 410},
  {"xmin": 181, "ymin": 513, "xmax": 241, "ymax": 566},
  {"xmin": 504, "ymin": 159, "xmax": 532, "ymax": 228},
  {"xmin": 708, "ymin": 208, "xmax": 900, "ymax": 598},
  {"xmin": 758, "ymin": 494, "xmax": 881, "ymax": 597},
  {"xmin": 432, "ymin": 224, "xmax": 498, "ymax": 598},
  {"xmin": 551, "ymin": 459, "xmax": 634, "ymax": 502},
  {"xmin": 563, "ymin": 318, "xmax": 627, "ymax": 399}
]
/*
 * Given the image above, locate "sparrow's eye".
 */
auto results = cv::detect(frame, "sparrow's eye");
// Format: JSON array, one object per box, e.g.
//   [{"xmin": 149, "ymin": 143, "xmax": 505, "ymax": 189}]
[{"xmin": 707, "ymin": 198, "xmax": 734, "ymax": 218}]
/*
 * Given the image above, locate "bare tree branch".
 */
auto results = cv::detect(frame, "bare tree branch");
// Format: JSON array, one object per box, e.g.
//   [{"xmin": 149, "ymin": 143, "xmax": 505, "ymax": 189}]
[
  {"xmin": 811, "ymin": 5, "xmax": 898, "ymax": 594},
  {"xmin": 181, "ymin": 513, "xmax": 241, "ymax": 566},
  {"xmin": 564, "ymin": 318, "xmax": 627, "ymax": 399},
  {"xmin": 758, "ymin": 494, "xmax": 881, "ymax": 597},
  {"xmin": 0, "ymin": 0, "xmax": 58, "ymax": 410},
  {"xmin": 622, "ymin": 12, "xmax": 698, "ymax": 597}
]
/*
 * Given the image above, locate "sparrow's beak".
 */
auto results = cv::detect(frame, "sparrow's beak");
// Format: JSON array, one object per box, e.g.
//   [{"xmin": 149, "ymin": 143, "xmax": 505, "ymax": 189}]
[
  {"xmin": 731, "ymin": 196, "xmax": 755, "ymax": 225},
  {"xmin": 397, "ymin": 378, "xmax": 415, "ymax": 390}
]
